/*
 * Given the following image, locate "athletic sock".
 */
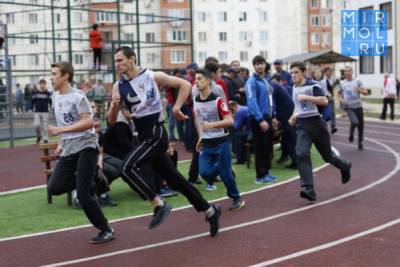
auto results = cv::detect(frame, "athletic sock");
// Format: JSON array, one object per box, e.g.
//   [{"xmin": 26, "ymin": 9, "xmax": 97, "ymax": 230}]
[{"xmin": 206, "ymin": 205, "xmax": 215, "ymax": 218}]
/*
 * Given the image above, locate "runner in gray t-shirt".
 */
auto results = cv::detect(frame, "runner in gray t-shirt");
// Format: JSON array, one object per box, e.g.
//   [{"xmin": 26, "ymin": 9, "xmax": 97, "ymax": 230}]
[
  {"xmin": 47, "ymin": 61, "xmax": 114, "ymax": 244},
  {"xmin": 338, "ymin": 66, "xmax": 369, "ymax": 150}
]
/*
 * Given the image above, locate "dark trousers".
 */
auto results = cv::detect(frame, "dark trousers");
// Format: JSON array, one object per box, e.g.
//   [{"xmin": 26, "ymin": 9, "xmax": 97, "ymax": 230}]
[
  {"xmin": 48, "ymin": 148, "xmax": 109, "ymax": 231},
  {"xmin": 296, "ymin": 118, "xmax": 349, "ymax": 187},
  {"xmin": 329, "ymin": 99, "xmax": 336, "ymax": 129},
  {"xmin": 251, "ymin": 117, "xmax": 273, "ymax": 179},
  {"xmin": 234, "ymin": 130, "xmax": 249, "ymax": 164},
  {"xmin": 121, "ymin": 123, "xmax": 210, "ymax": 212},
  {"xmin": 380, "ymin": 98, "xmax": 395, "ymax": 120},
  {"xmin": 93, "ymin": 48, "xmax": 102, "ymax": 68},
  {"xmin": 281, "ymin": 123, "xmax": 297, "ymax": 164},
  {"xmin": 345, "ymin": 107, "xmax": 364, "ymax": 144},
  {"xmin": 188, "ymin": 151, "xmax": 199, "ymax": 182}
]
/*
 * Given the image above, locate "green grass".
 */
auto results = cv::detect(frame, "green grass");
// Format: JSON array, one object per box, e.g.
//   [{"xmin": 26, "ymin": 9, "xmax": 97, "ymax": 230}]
[{"xmin": 0, "ymin": 147, "xmax": 325, "ymax": 239}]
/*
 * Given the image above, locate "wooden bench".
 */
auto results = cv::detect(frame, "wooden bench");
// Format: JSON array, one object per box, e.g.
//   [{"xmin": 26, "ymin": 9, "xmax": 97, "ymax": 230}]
[
  {"xmin": 245, "ymin": 128, "xmax": 283, "ymax": 169},
  {"xmin": 39, "ymin": 143, "xmax": 72, "ymax": 206}
]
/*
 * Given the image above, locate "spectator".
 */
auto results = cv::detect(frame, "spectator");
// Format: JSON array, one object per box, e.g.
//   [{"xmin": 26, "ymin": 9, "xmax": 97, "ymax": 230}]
[
  {"xmin": 89, "ymin": 24, "xmax": 103, "ymax": 70},
  {"xmin": 166, "ymin": 68, "xmax": 186, "ymax": 141},
  {"xmin": 23, "ymin": 84, "xmax": 33, "ymax": 112},
  {"xmin": 246, "ymin": 55, "xmax": 278, "ymax": 184},
  {"xmin": 0, "ymin": 79, "xmax": 6, "ymax": 121},
  {"xmin": 92, "ymin": 79, "xmax": 105, "ymax": 118},
  {"xmin": 185, "ymin": 63, "xmax": 198, "ymax": 85},
  {"xmin": 229, "ymin": 100, "xmax": 251, "ymax": 165},
  {"xmin": 273, "ymin": 59, "xmax": 293, "ymax": 96},
  {"xmin": 32, "ymin": 79, "xmax": 52, "ymax": 144},
  {"xmin": 380, "ymin": 73, "xmax": 397, "ymax": 121},
  {"xmin": 231, "ymin": 60, "xmax": 246, "ymax": 105},
  {"xmin": 324, "ymin": 67, "xmax": 339, "ymax": 134},
  {"xmin": 15, "ymin": 83, "xmax": 24, "ymax": 113}
]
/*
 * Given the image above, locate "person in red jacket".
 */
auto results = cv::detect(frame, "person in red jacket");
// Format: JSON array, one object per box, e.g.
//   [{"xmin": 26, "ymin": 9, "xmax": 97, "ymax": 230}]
[{"xmin": 89, "ymin": 24, "xmax": 103, "ymax": 70}]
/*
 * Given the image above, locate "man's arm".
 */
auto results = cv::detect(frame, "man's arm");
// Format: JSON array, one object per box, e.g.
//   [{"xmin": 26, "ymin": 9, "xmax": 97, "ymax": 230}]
[
  {"xmin": 47, "ymin": 112, "xmax": 94, "ymax": 136},
  {"xmin": 297, "ymin": 95, "xmax": 328, "ymax": 106},
  {"xmin": 154, "ymin": 71, "xmax": 191, "ymax": 120},
  {"xmin": 107, "ymin": 82, "xmax": 121, "ymax": 125}
]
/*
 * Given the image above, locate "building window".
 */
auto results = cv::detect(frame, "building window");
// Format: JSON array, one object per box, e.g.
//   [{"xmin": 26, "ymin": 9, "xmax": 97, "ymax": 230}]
[
  {"xmin": 380, "ymin": 46, "xmax": 393, "ymax": 73},
  {"xmin": 168, "ymin": 30, "xmax": 188, "ymax": 42},
  {"xmin": 10, "ymin": 55, "xmax": 16, "ymax": 67},
  {"xmin": 146, "ymin": 53, "xmax": 156, "ymax": 64},
  {"xmin": 218, "ymin": 11, "xmax": 227, "ymax": 22},
  {"xmin": 360, "ymin": 54, "xmax": 374, "ymax": 74},
  {"xmin": 29, "ymin": 34, "xmax": 39, "ymax": 44},
  {"xmin": 239, "ymin": 12, "xmax": 247, "ymax": 22},
  {"xmin": 260, "ymin": 50, "xmax": 268, "ymax": 60},
  {"xmin": 96, "ymin": 11, "xmax": 117, "ymax": 23},
  {"xmin": 74, "ymin": 54, "xmax": 84, "ymax": 65},
  {"xmin": 171, "ymin": 50, "xmax": 185, "ymax": 64},
  {"xmin": 239, "ymin": 31, "xmax": 249, "ymax": 42},
  {"xmin": 124, "ymin": 33, "xmax": 134, "ymax": 41},
  {"xmin": 259, "ymin": 11, "xmax": 267, "ymax": 23},
  {"xmin": 73, "ymin": 12, "xmax": 82, "ymax": 23},
  {"xmin": 29, "ymin": 13, "xmax": 38, "ymax": 24},
  {"xmin": 56, "ymin": 33, "xmax": 62, "ymax": 43},
  {"xmin": 311, "ymin": 16, "xmax": 319, "ymax": 26},
  {"xmin": 57, "ymin": 54, "xmax": 62, "ymax": 62},
  {"xmin": 168, "ymin": 9, "xmax": 185, "ymax": 27},
  {"xmin": 260, "ymin": 31, "xmax": 268, "ymax": 42},
  {"xmin": 30, "ymin": 54, "xmax": 39, "ymax": 66},
  {"xmin": 56, "ymin": 13, "xmax": 61, "ymax": 23},
  {"xmin": 6, "ymin": 13, "xmax": 15, "ymax": 24},
  {"xmin": 198, "ymin": 51, "xmax": 207, "ymax": 62},
  {"xmin": 125, "ymin": 14, "xmax": 134, "ymax": 23},
  {"xmin": 198, "ymin": 32, "xmax": 207, "ymax": 42},
  {"xmin": 321, "ymin": 0, "xmax": 330, "ymax": 9},
  {"xmin": 311, "ymin": 0, "xmax": 318, "ymax": 8},
  {"xmin": 145, "ymin": 13, "xmax": 155, "ymax": 23},
  {"xmin": 219, "ymin": 32, "xmax": 227, "ymax": 42},
  {"xmin": 198, "ymin": 12, "xmax": 206, "ymax": 22},
  {"xmin": 218, "ymin": 51, "xmax": 228, "ymax": 62},
  {"xmin": 240, "ymin": 51, "xmax": 248, "ymax": 62},
  {"xmin": 145, "ymin": 32, "xmax": 155, "ymax": 43},
  {"xmin": 311, "ymin": 32, "xmax": 320, "ymax": 44},
  {"xmin": 322, "ymin": 32, "xmax": 331, "ymax": 47},
  {"xmin": 321, "ymin": 16, "xmax": 331, "ymax": 26},
  {"xmin": 380, "ymin": 2, "xmax": 392, "ymax": 30}
]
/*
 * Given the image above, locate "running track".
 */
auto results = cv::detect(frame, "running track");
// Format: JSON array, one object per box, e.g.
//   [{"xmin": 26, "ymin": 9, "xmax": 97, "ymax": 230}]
[{"xmin": 1, "ymin": 118, "xmax": 400, "ymax": 266}]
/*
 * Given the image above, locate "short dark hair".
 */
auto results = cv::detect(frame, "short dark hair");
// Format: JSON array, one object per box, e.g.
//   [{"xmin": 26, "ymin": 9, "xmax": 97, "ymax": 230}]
[
  {"xmin": 290, "ymin": 61, "xmax": 306, "ymax": 72},
  {"xmin": 115, "ymin": 46, "xmax": 136, "ymax": 59},
  {"xmin": 252, "ymin": 55, "xmax": 266, "ymax": 66},
  {"xmin": 205, "ymin": 56, "xmax": 219, "ymax": 65},
  {"xmin": 51, "ymin": 61, "xmax": 74, "ymax": 83},
  {"xmin": 92, "ymin": 24, "xmax": 98, "ymax": 30},
  {"xmin": 271, "ymin": 73, "xmax": 282, "ymax": 82},
  {"xmin": 39, "ymin": 79, "xmax": 46, "ymax": 84},
  {"xmin": 205, "ymin": 61, "xmax": 219, "ymax": 74},
  {"xmin": 195, "ymin": 68, "xmax": 212, "ymax": 80}
]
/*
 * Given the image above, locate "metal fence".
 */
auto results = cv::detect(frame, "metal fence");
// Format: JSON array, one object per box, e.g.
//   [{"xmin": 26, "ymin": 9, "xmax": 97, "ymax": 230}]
[{"xmin": 0, "ymin": 0, "xmax": 193, "ymax": 147}]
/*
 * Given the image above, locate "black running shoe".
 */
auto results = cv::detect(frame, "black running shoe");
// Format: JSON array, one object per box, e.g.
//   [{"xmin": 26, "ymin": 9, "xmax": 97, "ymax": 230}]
[
  {"xmin": 90, "ymin": 228, "xmax": 115, "ymax": 244},
  {"xmin": 348, "ymin": 135, "xmax": 354, "ymax": 143},
  {"xmin": 330, "ymin": 128, "xmax": 338, "ymax": 134},
  {"xmin": 341, "ymin": 161, "xmax": 352, "ymax": 184},
  {"xmin": 300, "ymin": 187, "xmax": 316, "ymax": 201},
  {"xmin": 149, "ymin": 203, "xmax": 172, "ymax": 229},
  {"xmin": 100, "ymin": 195, "xmax": 118, "ymax": 207},
  {"xmin": 36, "ymin": 137, "xmax": 41, "ymax": 144},
  {"xmin": 206, "ymin": 205, "xmax": 221, "ymax": 237},
  {"xmin": 358, "ymin": 143, "xmax": 363, "ymax": 150},
  {"xmin": 229, "ymin": 199, "xmax": 245, "ymax": 211}
]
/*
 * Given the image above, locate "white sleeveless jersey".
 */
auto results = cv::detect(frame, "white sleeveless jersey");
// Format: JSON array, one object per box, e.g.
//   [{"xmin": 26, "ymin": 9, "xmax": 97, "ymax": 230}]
[
  {"xmin": 121, "ymin": 69, "xmax": 163, "ymax": 120},
  {"xmin": 293, "ymin": 82, "xmax": 320, "ymax": 118},
  {"xmin": 53, "ymin": 88, "xmax": 95, "ymax": 140}
]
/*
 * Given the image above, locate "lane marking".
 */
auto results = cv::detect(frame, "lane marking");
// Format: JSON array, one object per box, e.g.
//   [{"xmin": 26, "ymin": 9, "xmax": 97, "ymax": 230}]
[
  {"xmin": 335, "ymin": 133, "xmax": 400, "ymax": 145},
  {"xmin": 331, "ymin": 141, "xmax": 394, "ymax": 154},
  {"xmin": 41, "ymin": 138, "xmax": 400, "ymax": 267},
  {"xmin": 0, "ymin": 185, "xmax": 46, "ymax": 196},
  {"xmin": 249, "ymin": 217, "xmax": 400, "ymax": 267}
]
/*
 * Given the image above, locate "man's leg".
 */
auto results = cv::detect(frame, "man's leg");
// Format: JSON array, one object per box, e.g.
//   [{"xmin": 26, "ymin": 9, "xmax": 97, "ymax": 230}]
[
  {"xmin": 75, "ymin": 148, "xmax": 110, "ymax": 231},
  {"xmin": 41, "ymin": 113, "xmax": 49, "ymax": 142},
  {"xmin": 234, "ymin": 131, "xmax": 247, "ymax": 164},
  {"xmin": 33, "ymin": 113, "xmax": 41, "ymax": 144},
  {"xmin": 217, "ymin": 141, "xmax": 241, "ymax": 200},
  {"xmin": 329, "ymin": 99, "xmax": 337, "ymax": 132},
  {"xmin": 389, "ymin": 98, "xmax": 395, "ymax": 120},
  {"xmin": 381, "ymin": 98, "xmax": 388, "ymax": 120},
  {"xmin": 295, "ymin": 123, "xmax": 314, "ymax": 188},
  {"xmin": 199, "ymin": 145, "xmax": 219, "ymax": 185},
  {"xmin": 251, "ymin": 119, "xmax": 269, "ymax": 179},
  {"xmin": 48, "ymin": 154, "xmax": 77, "ymax": 196},
  {"xmin": 345, "ymin": 108, "xmax": 359, "ymax": 142},
  {"xmin": 188, "ymin": 152, "xmax": 201, "ymax": 184}
]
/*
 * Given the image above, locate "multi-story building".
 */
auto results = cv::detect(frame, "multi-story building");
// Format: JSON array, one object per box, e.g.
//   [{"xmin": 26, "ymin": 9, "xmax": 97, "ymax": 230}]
[{"xmin": 332, "ymin": 0, "xmax": 396, "ymax": 97}]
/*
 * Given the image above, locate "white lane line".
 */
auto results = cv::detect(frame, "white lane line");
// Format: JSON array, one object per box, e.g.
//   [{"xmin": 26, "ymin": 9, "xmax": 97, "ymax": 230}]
[
  {"xmin": 336, "ymin": 120, "xmax": 400, "ymax": 130},
  {"xmin": 331, "ymin": 141, "xmax": 394, "ymax": 154},
  {"xmin": 335, "ymin": 133, "xmax": 400, "ymax": 145},
  {"xmin": 0, "ymin": 185, "xmax": 47, "ymax": 196},
  {"xmin": 0, "ymin": 163, "xmax": 329, "ymax": 242},
  {"xmin": 41, "ymin": 138, "xmax": 400, "ymax": 267},
  {"xmin": 335, "ymin": 123, "xmax": 400, "ymax": 137},
  {"xmin": 248, "ymin": 217, "xmax": 400, "ymax": 267}
]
